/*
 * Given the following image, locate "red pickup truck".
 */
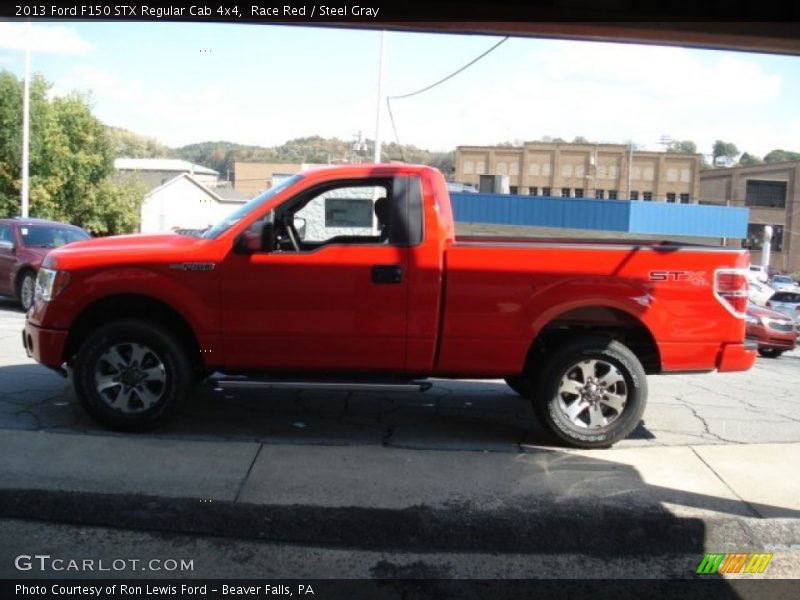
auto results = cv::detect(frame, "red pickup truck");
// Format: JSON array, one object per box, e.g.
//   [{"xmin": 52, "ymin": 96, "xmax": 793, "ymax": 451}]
[{"xmin": 23, "ymin": 164, "xmax": 755, "ymax": 448}]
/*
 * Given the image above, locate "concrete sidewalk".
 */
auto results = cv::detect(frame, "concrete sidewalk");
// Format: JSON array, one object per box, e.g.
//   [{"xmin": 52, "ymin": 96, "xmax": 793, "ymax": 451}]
[{"xmin": 1, "ymin": 429, "xmax": 799, "ymax": 556}]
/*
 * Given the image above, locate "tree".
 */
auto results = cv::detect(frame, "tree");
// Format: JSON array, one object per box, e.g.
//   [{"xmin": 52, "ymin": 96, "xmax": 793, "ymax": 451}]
[
  {"xmin": 667, "ymin": 140, "xmax": 697, "ymax": 154},
  {"xmin": 763, "ymin": 149, "xmax": 800, "ymax": 163},
  {"xmin": 712, "ymin": 140, "xmax": 739, "ymax": 167},
  {"xmin": 107, "ymin": 126, "xmax": 174, "ymax": 159},
  {"xmin": 572, "ymin": 136, "xmax": 590, "ymax": 144},
  {"xmin": 738, "ymin": 152, "xmax": 763, "ymax": 166},
  {"xmin": 0, "ymin": 70, "xmax": 144, "ymax": 233}
]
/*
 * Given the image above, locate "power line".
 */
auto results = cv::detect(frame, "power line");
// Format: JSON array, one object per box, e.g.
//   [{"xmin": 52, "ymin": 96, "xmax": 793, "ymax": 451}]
[{"xmin": 387, "ymin": 36, "xmax": 510, "ymax": 163}]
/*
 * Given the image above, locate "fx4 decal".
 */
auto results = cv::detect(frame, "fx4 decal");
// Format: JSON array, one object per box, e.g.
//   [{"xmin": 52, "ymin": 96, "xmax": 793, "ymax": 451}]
[{"xmin": 648, "ymin": 270, "xmax": 708, "ymax": 286}]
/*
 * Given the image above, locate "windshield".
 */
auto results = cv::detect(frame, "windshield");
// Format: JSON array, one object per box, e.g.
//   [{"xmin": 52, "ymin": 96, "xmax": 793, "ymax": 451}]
[
  {"xmin": 20, "ymin": 225, "xmax": 90, "ymax": 248},
  {"xmin": 773, "ymin": 276, "xmax": 792, "ymax": 283},
  {"xmin": 202, "ymin": 175, "xmax": 303, "ymax": 240}
]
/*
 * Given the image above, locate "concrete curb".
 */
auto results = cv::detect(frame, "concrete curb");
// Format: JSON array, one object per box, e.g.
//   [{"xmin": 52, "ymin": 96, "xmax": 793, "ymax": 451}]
[{"xmin": 2, "ymin": 488, "xmax": 799, "ymax": 555}]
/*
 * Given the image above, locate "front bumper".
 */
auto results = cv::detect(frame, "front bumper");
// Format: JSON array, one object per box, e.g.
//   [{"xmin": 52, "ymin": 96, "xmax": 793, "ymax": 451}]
[
  {"xmin": 717, "ymin": 341, "xmax": 758, "ymax": 372},
  {"xmin": 23, "ymin": 321, "xmax": 68, "ymax": 371}
]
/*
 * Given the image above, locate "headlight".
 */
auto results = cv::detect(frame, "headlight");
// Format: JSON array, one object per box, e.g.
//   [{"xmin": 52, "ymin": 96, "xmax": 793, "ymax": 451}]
[{"xmin": 34, "ymin": 268, "xmax": 70, "ymax": 303}]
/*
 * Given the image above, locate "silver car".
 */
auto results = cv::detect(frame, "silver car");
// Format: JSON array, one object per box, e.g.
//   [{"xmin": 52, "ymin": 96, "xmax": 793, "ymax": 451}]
[
  {"xmin": 767, "ymin": 291, "xmax": 800, "ymax": 327},
  {"xmin": 770, "ymin": 275, "xmax": 799, "ymax": 293}
]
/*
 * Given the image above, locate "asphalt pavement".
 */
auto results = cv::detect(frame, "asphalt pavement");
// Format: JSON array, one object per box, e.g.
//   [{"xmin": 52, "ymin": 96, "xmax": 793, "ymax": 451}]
[{"xmin": 1, "ymin": 299, "xmax": 799, "ymax": 580}]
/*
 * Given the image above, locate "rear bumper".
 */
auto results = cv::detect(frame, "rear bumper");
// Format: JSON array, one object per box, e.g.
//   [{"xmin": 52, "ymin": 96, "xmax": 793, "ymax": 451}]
[
  {"xmin": 717, "ymin": 341, "xmax": 758, "ymax": 372},
  {"xmin": 23, "ymin": 321, "xmax": 68, "ymax": 370}
]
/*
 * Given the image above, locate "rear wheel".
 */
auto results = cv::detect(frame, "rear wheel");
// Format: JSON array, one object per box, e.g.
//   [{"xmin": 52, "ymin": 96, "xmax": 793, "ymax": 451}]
[
  {"xmin": 73, "ymin": 319, "xmax": 192, "ymax": 431},
  {"xmin": 758, "ymin": 348, "xmax": 785, "ymax": 359},
  {"xmin": 532, "ymin": 336, "xmax": 647, "ymax": 449}
]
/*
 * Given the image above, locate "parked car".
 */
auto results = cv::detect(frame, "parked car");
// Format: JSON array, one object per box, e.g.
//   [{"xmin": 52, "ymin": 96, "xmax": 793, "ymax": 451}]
[
  {"xmin": 748, "ymin": 265, "xmax": 769, "ymax": 283},
  {"xmin": 24, "ymin": 165, "xmax": 756, "ymax": 449},
  {"xmin": 0, "ymin": 218, "xmax": 90, "ymax": 311},
  {"xmin": 748, "ymin": 279, "xmax": 775, "ymax": 306},
  {"xmin": 769, "ymin": 274, "xmax": 799, "ymax": 292},
  {"xmin": 746, "ymin": 303, "xmax": 797, "ymax": 358},
  {"xmin": 766, "ymin": 290, "xmax": 800, "ymax": 327}
]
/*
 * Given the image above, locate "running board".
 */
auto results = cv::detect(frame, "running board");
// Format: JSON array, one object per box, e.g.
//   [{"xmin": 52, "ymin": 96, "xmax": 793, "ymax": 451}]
[{"xmin": 213, "ymin": 379, "xmax": 433, "ymax": 393}]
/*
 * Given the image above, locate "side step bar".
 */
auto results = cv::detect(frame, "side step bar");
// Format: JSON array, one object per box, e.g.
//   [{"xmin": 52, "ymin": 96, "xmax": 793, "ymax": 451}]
[{"xmin": 213, "ymin": 379, "xmax": 433, "ymax": 393}]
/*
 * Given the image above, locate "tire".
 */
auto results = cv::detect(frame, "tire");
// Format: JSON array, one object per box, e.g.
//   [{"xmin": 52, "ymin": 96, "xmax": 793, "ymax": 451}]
[
  {"xmin": 505, "ymin": 375, "xmax": 534, "ymax": 397},
  {"xmin": 532, "ymin": 336, "xmax": 647, "ymax": 449},
  {"xmin": 17, "ymin": 270, "xmax": 36, "ymax": 312},
  {"xmin": 758, "ymin": 348, "xmax": 784, "ymax": 359},
  {"xmin": 73, "ymin": 319, "xmax": 192, "ymax": 431}
]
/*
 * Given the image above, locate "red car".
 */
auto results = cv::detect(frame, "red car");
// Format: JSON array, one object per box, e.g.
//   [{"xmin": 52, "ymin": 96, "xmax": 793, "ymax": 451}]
[
  {"xmin": 0, "ymin": 218, "xmax": 90, "ymax": 311},
  {"xmin": 746, "ymin": 302, "xmax": 797, "ymax": 358}
]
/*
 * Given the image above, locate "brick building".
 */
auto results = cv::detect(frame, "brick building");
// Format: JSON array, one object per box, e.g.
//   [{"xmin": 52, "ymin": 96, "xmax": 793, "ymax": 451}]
[{"xmin": 455, "ymin": 142, "xmax": 701, "ymax": 203}]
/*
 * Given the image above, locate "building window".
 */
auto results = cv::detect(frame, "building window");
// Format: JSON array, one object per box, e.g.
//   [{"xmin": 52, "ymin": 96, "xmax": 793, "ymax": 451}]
[
  {"xmin": 561, "ymin": 188, "xmax": 571, "ymax": 198},
  {"xmin": 510, "ymin": 186, "xmax": 518, "ymax": 195},
  {"xmin": 529, "ymin": 187, "xmax": 538, "ymax": 196},
  {"xmin": 666, "ymin": 193, "xmax": 676, "ymax": 203},
  {"xmin": 496, "ymin": 162, "xmax": 508, "ymax": 175},
  {"xmin": 680, "ymin": 168, "xmax": 691, "ymax": 183},
  {"xmin": 745, "ymin": 180, "xmax": 787, "ymax": 209},
  {"xmin": 542, "ymin": 187, "xmax": 551, "ymax": 196},
  {"xmin": 463, "ymin": 160, "xmax": 474, "ymax": 174},
  {"xmin": 595, "ymin": 189, "xmax": 604, "ymax": 199},
  {"xmin": 574, "ymin": 188, "xmax": 584, "ymax": 198},
  {"xmin": 630, "ymin": 190, "xmax": 639, "ymax": 200},
  {"xmin": 680, "ymin": 193, "xmax": 690, "ymax": 203},
  {"xmin": 743, "ymin": 224, "xmax": 783, "ymax": 252},
  {"xmin": 643, "ymin": 191, "xmax": 653, "ymax": 201},
  {"xmin": 476, "ymin": 161, "xmax": 486, "ymax": 175},
  {"xmin": 608, "ymin": 190, "xmax": 618, "ymax": 200}
]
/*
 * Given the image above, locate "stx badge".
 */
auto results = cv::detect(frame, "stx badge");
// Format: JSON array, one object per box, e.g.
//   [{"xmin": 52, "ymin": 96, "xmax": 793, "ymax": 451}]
[{"xmin": 649, "ymin": 270, "xmax": 708, "ymax": 286}]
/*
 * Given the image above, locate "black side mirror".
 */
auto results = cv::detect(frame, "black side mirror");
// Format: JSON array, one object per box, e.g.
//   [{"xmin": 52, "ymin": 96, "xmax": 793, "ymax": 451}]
[{"xmin": 234, "ymin": 211, "xmax": 275, "ymax": 254}]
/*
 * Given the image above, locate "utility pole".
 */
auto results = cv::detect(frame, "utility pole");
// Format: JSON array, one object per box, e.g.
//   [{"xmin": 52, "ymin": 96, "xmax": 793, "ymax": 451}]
[
  {"xmin": 373, "ymin": 31, "xmax": 385, "ymax": 163},
  {"xmin": 627, "ymin": 142, "xmax": 633, "ymax": 200},
  {"xmin": 21, "ymin": 21, "xmax": 31, "ymax": 218}
]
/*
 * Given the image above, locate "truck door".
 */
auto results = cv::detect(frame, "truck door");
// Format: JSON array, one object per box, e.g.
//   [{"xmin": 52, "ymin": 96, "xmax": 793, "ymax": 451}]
[{"xmin": 220, "ymin": 176, "xmax": 422, "ymax": 372}]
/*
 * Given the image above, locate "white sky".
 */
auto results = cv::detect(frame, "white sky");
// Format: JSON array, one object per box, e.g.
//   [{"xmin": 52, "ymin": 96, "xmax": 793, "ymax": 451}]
[{"xmin": 1, "ymin": 21, "xmax": 798, "ymax": 159}]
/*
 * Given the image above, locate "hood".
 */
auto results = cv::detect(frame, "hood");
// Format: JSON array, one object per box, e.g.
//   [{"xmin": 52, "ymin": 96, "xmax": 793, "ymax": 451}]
[
  {"xmin": 18, "ymin": 245, "xmax": 50, "ymax": 266},
  {"xmin": 44, "ymin": 233, "xmax": 210, "ymax": 270}
]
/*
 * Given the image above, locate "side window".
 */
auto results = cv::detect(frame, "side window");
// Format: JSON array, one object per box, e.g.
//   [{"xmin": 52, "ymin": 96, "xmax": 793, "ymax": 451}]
[
  {"xmin": 296, "ymin": 184, "xmax": 388, "ymax": 244},
  {"xmin": 0, "ymin": 224, "xmax": 12, "ymax": 244},
  {"xmin": 275, "ymin": 180, "xmax": 392, "ymax": 251}
]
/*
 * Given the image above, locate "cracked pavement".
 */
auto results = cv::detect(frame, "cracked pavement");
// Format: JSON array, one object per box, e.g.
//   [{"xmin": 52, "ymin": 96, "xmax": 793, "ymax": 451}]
[{"xmin": 2, "ymin": 299, "xmax": 799, "ymax": 449}]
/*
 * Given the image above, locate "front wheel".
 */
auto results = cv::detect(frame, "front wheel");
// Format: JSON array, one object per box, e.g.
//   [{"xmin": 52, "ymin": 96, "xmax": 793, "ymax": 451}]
[
  {"xmin": 73, "ymin": 319, "xmax": 192, "ymax": 431},
  {"xmin": 17, "ymin": 270, "xmax": 36, "ymax": 312},
  {"xmin": 532, "ymin": 337, "xmax": 647, "ymax": 449}
]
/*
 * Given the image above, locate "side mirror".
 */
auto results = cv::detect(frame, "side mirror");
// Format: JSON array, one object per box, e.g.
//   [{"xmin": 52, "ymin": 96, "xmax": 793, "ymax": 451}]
[
  {"xmin": 0, "ymin": 240, "xmax": 14, "ymax": 252},
  {"xmin": 293, "ymin": 216, "xmax": 307, "ymax": 241},
  {"xmin": 234, "ymin": 211, "xmax": 275, "ymax": 254}
]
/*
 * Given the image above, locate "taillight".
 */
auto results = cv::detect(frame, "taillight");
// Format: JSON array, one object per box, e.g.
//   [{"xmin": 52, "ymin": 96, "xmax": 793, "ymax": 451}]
[{"xmin": 714, "ymin": 269, "xmax": 748, "ymax": 317}]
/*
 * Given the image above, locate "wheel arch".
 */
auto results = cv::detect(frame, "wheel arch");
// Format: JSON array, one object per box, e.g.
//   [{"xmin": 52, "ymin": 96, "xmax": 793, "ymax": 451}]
[
  {"xmin": 525, "ymin": 305, "xmax": 661, "ymax": 375},
  {"xmin": 63, "ymin": 294, "xmax": 204, "ymax": 374}
]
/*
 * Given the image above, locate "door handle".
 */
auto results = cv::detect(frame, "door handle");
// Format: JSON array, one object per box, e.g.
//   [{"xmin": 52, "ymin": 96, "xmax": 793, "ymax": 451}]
[{"xmin": 371, "ymin": 264, "xmax": 403, "ymax": 284}]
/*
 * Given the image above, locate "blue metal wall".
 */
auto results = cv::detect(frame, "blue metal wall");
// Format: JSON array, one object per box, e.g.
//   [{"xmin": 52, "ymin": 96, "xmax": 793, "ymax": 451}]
[{"xmin": 450, "ymin": 193, "xmax": 749, "ymax": 238}]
